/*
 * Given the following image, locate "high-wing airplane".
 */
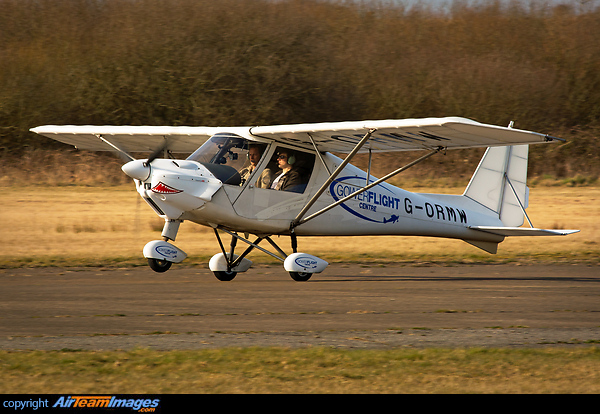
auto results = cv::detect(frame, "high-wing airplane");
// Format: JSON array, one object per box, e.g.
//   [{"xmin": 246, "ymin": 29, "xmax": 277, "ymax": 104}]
[{"xmin": 31, "ymin": 117, "xmax": 579, "ymax": 281}]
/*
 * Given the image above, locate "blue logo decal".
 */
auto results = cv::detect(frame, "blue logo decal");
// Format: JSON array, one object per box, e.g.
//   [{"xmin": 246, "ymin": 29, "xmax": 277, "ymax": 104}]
[
  {"xmin": 329, "ymin": 176, "xmax": 401, "ymax": 224},
  {"xmin": 295, "ymin": 256, "xmax": 318, "ymax": 269},
  {"xmin": 155, "ymin": 245, "xmax": 178, "ymax": 259}
]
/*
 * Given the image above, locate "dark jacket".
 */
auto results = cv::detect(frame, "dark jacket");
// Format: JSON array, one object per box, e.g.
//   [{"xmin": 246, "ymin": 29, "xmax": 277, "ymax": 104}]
[{"xmin": 273, "ymin": 169, "xmax": 304, "ymax": 192}]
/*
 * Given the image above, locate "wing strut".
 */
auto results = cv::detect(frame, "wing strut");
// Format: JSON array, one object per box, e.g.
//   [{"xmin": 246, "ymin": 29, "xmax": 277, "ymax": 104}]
[
  {"xmin": 95, "ymin": 134, "xmax": 135, "ymax": 162},
  {"xmin": 292, "ymin": 146, "xmax": 444, "ymax": 228},
  {"xmin": 291, "ymin": 128, "xmax": 376, "ymax": 228}
]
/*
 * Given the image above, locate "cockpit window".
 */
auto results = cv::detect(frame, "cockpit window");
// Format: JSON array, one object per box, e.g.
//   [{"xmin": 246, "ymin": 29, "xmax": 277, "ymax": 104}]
[
  {"xmin": 187, "ymin": 133, "xmax": 266, "ymax": 186},
  {"xmin": 188, "ymin": 133, "xmax": 248, "ymax": 168},
  {"xmin": 186, "ymin": 134, "xmax": 315, "ymax": 191}
]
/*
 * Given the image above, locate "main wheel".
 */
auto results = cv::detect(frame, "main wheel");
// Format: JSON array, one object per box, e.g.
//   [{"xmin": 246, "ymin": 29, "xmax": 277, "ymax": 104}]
[
  {"xmin": 289, "ymin": 271, "xmax": 312, "ymax": 282},
  {"xmin": 148, "ymin": 258, "xmax": 172, "ymax": 273},
  {"xmin": 213, "ymin": 270, "xmax": 237, "ymax": 281}
]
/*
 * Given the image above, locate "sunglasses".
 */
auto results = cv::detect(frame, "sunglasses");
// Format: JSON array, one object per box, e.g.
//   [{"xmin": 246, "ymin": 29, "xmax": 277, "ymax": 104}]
[{"xmin": 277, "ymin": 154, "xmax": 288, "ymax": 159}]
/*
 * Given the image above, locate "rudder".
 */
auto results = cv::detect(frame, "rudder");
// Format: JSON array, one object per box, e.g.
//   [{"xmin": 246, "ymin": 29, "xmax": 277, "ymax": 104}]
[{"xmin": 463, "ymin": 145, "xmax": 529, "ymax": 227}]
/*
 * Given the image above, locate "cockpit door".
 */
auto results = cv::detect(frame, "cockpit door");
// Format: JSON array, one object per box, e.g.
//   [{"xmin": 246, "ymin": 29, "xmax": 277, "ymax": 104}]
[
  {"xmin": 231, "ymin": 145, "xmax": 317, "ymax": 220},
  {"xmin": 186, "ymin": 134, "xmax": 317, "ymax": 221}
]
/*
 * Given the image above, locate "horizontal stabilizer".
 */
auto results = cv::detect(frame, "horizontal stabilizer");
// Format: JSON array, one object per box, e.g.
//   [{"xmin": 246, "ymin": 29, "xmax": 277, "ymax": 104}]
[{"xmin": 470, "ymin": 226, "xmax": 579, "ymax": 237}]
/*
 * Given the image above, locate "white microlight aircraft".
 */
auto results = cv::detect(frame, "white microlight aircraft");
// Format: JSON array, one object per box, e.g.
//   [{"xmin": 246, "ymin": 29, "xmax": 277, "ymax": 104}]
[{"xmin": 31, "ymin": 117, "xmax": 579, "ymax": 281}]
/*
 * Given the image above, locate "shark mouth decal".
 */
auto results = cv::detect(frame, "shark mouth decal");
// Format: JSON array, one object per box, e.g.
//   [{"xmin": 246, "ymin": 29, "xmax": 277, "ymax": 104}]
[{"xmin": 151, "ymin": 182, "xmax": 183, "ymax": 194}]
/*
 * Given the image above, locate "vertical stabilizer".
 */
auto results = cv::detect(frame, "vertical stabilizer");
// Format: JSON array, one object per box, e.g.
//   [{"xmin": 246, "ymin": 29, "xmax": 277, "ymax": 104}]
[{"xmin": 463, "ymin": 145, "xmax": 529, "ymax": 227}]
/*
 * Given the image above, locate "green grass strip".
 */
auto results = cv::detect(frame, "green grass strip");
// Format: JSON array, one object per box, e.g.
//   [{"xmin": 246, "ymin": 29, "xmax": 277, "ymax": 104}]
[{"xmin": 2, "ymin": 347, "xmax": 599, "ymax": 393}]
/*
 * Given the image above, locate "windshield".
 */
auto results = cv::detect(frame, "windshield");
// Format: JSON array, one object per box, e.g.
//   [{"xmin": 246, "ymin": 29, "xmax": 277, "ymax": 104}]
[
  {"xmin": 187, "ymin": 133, "xmax": 249, "ymax": 170},
  {"xmin": 187, "ymin": 133, "xmax": 264, "ymax": 186}
]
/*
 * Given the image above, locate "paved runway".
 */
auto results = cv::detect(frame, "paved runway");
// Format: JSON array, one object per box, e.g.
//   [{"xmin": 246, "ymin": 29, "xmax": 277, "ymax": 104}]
[{"xmin": 1, "ymin": 264, "xmax": 599, "ymax": 350}]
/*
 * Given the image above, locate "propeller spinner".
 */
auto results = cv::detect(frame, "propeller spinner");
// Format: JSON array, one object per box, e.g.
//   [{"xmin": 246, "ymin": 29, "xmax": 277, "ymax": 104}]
[
  {"xmin": 122, "ymin": 159, "xmax": 151, "ymax": 181},
  {"xmin": 121, "ymin": 137, "xmax": 171, "ymax": 181}
]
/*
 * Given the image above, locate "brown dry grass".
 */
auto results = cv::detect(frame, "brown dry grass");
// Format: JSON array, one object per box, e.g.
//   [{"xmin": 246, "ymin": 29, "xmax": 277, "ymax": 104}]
[{"xmin": 1, "ymin": 184, "xmax": 597, "ymax": 268}]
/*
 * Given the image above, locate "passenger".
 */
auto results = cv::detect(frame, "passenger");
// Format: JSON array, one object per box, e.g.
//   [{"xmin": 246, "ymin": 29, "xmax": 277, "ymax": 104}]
[
  {"xmin": 239, "ymin": 145, "xmax": 272, "ymax": 188},
  {"xmin": 270, "ymin": 150, "xmax": 303, "ymax": 192}
]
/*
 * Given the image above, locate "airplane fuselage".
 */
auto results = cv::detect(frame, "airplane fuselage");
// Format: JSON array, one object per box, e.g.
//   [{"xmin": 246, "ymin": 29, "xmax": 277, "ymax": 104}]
[{"xmin": 136, "ymin": 152, "xmax": 505, "ymax": 246}]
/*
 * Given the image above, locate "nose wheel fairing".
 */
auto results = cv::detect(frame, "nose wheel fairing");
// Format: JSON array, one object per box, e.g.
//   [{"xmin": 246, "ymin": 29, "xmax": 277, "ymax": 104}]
[{"xmin": 143, "ymin": 240, "xmax": 187, "ymax": 263}]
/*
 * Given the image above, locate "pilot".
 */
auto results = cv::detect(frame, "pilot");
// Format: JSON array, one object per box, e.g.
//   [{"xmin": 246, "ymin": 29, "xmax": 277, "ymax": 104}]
[
  {"xmin": 270, "ymin": 150, "xmax": 303, "ymax": 192},
  {"xmin": 239, "ymin": 145, "xmax": 272, "ymax": 188}
]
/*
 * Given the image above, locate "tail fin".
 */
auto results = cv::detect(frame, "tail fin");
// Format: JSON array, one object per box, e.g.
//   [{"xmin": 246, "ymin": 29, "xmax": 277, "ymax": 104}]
[{"xmin": 464, "ymin": 144, "xmax": 529, "ymax": 227}]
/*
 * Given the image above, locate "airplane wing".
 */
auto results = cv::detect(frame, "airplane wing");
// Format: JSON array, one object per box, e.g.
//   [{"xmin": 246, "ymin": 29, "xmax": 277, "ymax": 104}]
[
  {"xmin": 31, "ymin": 117, "xmax": 561, "ymax": 155},
  {"xmin": 250, "ymin": 117, "xmax": 562, "ymax": 153},
  {"xmin": 29, "ymin": 125, "xmax": 221, "ymax": 154}
]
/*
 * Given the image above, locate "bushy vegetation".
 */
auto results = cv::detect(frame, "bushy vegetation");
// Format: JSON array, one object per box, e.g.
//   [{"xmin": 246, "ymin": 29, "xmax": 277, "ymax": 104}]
[{"xmin": 1, "ymin": 0, "xmax": 599, "ymax": 181}]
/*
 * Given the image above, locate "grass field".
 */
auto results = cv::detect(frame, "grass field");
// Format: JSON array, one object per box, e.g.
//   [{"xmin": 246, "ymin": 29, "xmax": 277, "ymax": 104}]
[
  {"xmin": 1, "ymin": 348, "xmax": 599, "ymax": 394},
  {"xmin": 1, "ymin": 184, "xmax": 598, "ymax": 268}
]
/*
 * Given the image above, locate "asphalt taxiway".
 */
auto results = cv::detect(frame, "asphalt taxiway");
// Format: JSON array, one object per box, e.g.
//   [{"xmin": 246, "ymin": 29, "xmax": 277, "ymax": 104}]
[{"xmin": 1, "ymin": 263, "xmax": 598, "ymax": 350}]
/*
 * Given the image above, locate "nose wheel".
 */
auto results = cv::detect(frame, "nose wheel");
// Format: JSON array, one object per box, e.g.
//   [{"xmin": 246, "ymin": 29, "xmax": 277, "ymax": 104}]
[{"xmin": 147, "ymin": 258, "xmax": 172, "ymax": 273}]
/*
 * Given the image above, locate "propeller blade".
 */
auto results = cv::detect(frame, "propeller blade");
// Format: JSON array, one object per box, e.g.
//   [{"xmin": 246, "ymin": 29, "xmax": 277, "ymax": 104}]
[
  {"xmin": 145, "ymin": 137, "xmax": 171, "ymax": 165},
  {"xmin": 122, "ymin": 136, "xmax": 170, "ymax": 181}
]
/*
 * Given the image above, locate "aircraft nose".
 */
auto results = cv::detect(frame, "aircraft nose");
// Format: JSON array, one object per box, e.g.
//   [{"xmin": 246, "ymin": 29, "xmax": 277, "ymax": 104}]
[{"xmin": 122, "ymin": 159, "xmax": 151, "ymax": 181}]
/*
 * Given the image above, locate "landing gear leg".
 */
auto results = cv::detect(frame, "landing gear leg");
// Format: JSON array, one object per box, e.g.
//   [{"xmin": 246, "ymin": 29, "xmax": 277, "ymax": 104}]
[
  {"xmin": 227, "ymin": 234, "xmax": 237, "ymax": 272},
  {"xmin": 211, "ymin": 229, "xmax": 238, "ymax": 281},
  {"xmin": 287, "ymin": 230, "xmax": 311, "ymax": 280},
  {"xmin": 291, "ymin": 229, "xmax": 298, "ymax": 253},
  {"xmin": 210, "ymin": 227, "xmax": 326, "ymax": 281}
]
